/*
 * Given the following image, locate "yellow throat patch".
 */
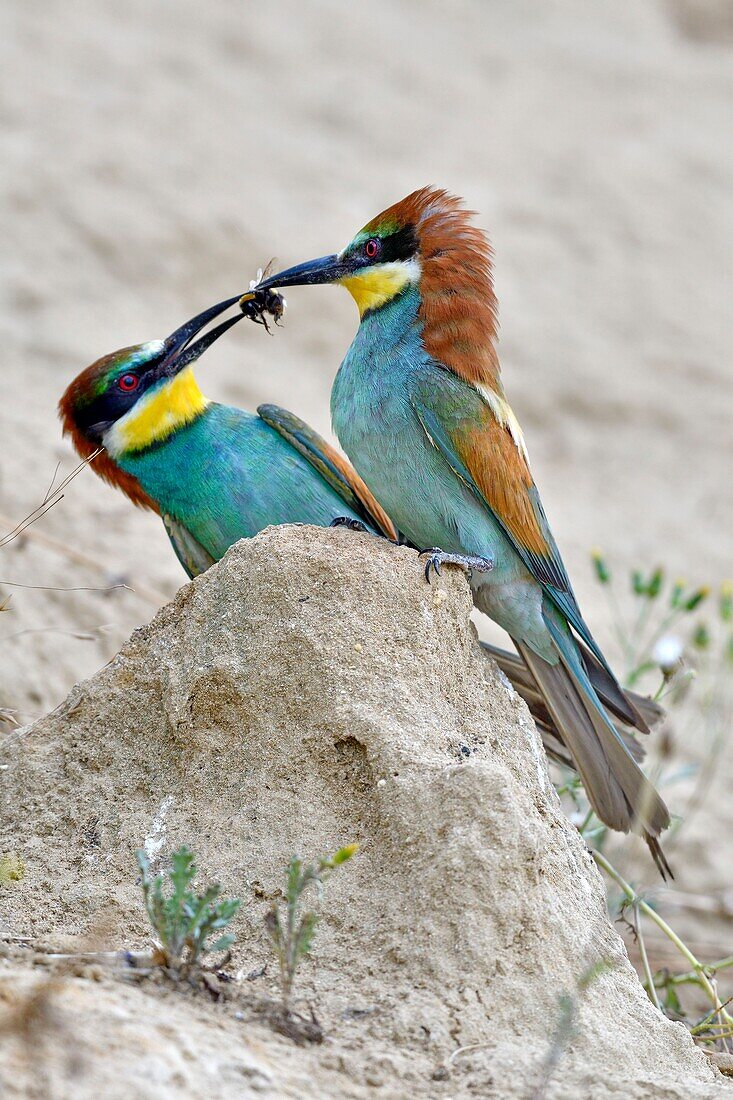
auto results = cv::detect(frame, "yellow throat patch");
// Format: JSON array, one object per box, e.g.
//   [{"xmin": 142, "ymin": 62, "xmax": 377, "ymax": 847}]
[
  {"xmin": 339, "ymin": 259, "xmax": 420, "ymax": 317},
  {"xmin": 106, "ymin": 368, "xmax": 209, "ymax": 455}
]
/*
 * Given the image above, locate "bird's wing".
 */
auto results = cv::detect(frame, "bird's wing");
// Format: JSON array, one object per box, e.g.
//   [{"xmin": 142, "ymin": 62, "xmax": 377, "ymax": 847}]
[
  {"xmin": 162, "ymin": 514, "xmax": 217, "ymax": 579},
  {"xmin": 257, "ymin": 404, "xmax": 398, "ymax": 540},
  {"xmin": 408, "ymin": 369, "xmax": 608, "ymax": 668}
]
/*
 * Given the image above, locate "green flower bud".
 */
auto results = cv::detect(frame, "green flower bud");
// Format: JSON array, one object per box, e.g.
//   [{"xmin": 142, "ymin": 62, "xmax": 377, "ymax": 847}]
[
  {"xmin": 332, "ymin": 844, "xmax": 359, "ymax": 865},
  {"xmin": 591, "ymin": 549, "xmax": 610, "ymax": 585},
  {"xmin": 631, "ymin": 569, "xmax": 646, "ymax": 596},
  {"xmin": 670, "ymin": 579, "xmax": 686, "ymax": 609},
  {"xmin": 684, "ymin": 587, "xmax": 709, "ymax": 612}
]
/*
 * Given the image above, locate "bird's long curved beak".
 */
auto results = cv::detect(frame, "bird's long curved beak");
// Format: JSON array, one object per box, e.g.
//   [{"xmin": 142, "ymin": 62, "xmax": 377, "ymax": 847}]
[
  {"xmin": 159, "ymin": 294, "xmax": 244, "ymax": 376},
  {"xmin": 252, "ymin": 254, "xmax": 346, "ymax": 292}
]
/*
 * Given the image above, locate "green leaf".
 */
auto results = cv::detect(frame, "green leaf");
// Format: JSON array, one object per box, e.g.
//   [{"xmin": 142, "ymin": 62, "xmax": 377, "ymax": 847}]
[
  {"xmin": 136, "ymin": 848, "xmax": 150, "ymax": 881},
  {"xmin": 647, "ymin": 567, "xmax": 664, "ymax": 599},
  {"xmin": 169, "ymin": 846, "xmax": 196, "ymax": 904},
  {"xmin": 294, "ymin": 911, "xmax": 318, "ymax": 963},
  {"xmin": 684, "ymin": 587, "xmax": 709, "ymax": 612},
  {"xmin": 590, "ymin": 550, "xmax": 610, "ymax": 585},
  {"xmin": 286, "ymin": 857, "xmax": 303, "ymax": 908}
]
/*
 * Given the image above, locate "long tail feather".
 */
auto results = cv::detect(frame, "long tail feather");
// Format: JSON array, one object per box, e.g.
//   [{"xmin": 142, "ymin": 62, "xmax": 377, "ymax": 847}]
[
  {"xmin": 513, "ymin": 627, "xmax": 672, "ymax": 879},
  {"xmin": 576, "ymin": 638, "xmax": 662, "ymax": 734},
  {"xmin": 480, "ymin": 641, "xmax": 662, "ymax": 735},
  {"xmin": 481, "ymin": 641, "xmax": 650, "ymax": 763}
]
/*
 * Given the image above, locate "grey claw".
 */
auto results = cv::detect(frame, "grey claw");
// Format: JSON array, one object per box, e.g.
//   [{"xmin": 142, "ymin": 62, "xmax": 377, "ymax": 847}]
[
  {"xmin": 419, "ymin": 548, "xmax": 443, "ymax": 584},
  {"xmin": 330, "ymin": 517, "xmax": 368, "ymax": 532}
]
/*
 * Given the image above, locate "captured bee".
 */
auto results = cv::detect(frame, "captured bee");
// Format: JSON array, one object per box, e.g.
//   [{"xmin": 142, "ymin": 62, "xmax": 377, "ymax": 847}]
[{"xmin": 239, "ymin": 262, "xmax": 286, "ymax": 334}]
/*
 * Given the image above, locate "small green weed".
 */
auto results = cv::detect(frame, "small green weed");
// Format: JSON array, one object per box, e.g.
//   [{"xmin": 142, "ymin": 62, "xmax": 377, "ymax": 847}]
[
  {"xmin": 136, "ymin": 846, "xmax": 240, "ymax": 979},
  {"xmin": 556, "ymin": 555, "xmax": 733, "ymax": 1053},
  {"xmin": 265, "ymin": 845, "xmax": 357, "ymax": 1010}
]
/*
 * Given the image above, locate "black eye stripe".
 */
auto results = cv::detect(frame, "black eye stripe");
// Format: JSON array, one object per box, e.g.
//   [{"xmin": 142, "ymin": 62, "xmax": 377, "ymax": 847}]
[
  {"xmin": 74, "ymin": 369, "xmax": 151, "ymax": 439},
  {"xmin": 373, "ymin": 223, "xmax": 418, "ymax": 264}
]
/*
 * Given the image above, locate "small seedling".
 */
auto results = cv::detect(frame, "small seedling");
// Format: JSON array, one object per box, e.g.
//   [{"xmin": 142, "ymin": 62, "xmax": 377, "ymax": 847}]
[
  {"xmin": 265, "ymin": 845, "xmax": 357, "ymax": 1011},
  {"xmin": 136, "ymin": 846, "xmax": 240, "ymax": 980}
]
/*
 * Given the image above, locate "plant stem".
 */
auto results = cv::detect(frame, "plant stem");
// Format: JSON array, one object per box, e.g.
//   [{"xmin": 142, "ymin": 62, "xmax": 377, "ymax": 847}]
[
  {"xmin": 634, "ymin": 902, "xmax": 661, "ymax": 1011},
  {"xmin": 666, "ymin": 957, "xmax": 733, "ymax": 986},
  {"xmin": 592, "ymin": 850, "xmax": 733, "ymax": 1027}
]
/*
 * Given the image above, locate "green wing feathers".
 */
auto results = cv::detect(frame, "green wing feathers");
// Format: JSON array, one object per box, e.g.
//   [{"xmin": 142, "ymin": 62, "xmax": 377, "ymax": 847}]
[
  {"xmin": 409, "ymin": 377, "xmax": 640, "ymax": 726},
  {"xmin": 162, "ymin": 514, "xmax": 216, "ymax": 579},
  {"xmin": 257, "ymin": 404, "xmax": 397, "ymax": 540}
]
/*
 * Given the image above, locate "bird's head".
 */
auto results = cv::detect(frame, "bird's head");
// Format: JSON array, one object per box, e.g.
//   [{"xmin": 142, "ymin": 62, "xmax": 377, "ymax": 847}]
[
  {"xmin": 59, "ymin": 295, "xmax": 242, "ymax": 509},
  {"xmin": 250, "ymin": 186, "xmax": 500, "ymax": 386}
]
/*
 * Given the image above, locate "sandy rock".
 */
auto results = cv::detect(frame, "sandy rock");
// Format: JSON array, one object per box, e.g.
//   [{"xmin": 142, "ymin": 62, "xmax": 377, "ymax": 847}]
[{"xmin": 0, "ymin": 527, "xmax": 725, "ymax": 1098}]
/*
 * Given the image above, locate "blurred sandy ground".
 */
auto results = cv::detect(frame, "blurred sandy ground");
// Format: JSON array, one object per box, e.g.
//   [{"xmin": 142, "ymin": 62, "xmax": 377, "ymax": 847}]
[{"xmin": 1, "ymin": 1, "xmax": 731, "ymax": 940}]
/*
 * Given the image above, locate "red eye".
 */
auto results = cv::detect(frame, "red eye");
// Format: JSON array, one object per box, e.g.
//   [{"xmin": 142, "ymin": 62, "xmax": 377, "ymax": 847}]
[
  {"xmin": 118, "ymin": 373, "xmax": 139, "ymax": 393},
  {"xmin": 364, "ymin": 238, "xmax": 379, "ymax": 259}
]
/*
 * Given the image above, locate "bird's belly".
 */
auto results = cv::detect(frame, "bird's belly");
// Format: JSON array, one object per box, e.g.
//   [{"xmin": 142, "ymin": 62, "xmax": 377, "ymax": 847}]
[{"xmin": 472, "ymin": 573, "xmax": 553, "ymax": 658}]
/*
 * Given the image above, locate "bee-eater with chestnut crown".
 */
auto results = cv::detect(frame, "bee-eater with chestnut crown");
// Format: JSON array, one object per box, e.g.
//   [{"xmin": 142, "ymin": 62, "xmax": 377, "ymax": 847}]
[
  {"xmin": 252, "ymin": 186, "xmax": 671, "ymax": 875},
  {"xmin": 59, "ymin": 295, "xmax": 396, "ymax": 577},
  {"xmin": 60, "ymin": 283, "xmax": 658, "ymax": 806}
]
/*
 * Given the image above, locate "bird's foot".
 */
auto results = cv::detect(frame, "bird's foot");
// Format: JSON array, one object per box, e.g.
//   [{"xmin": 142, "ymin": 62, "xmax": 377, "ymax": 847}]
[
  {"xmin": 330, "ymin": 517, "xmax": 368, "ymax": 533},
  {"xmin": 418, "ymin": 548, "xmax": 494, "ymax": 584}
]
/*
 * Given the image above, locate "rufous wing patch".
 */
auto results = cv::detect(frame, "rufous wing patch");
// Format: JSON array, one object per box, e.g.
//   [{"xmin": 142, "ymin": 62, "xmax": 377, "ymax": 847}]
[{"xmin": 451, "ymin": 404, "xmax": 549, "ymax": 559}]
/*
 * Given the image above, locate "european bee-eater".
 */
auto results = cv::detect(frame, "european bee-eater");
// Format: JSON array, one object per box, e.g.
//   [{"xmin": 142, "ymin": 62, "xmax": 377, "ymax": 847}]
[
  {"xmin": 59, "ymin": 289, "xmax": 658, "ymax": 813},
  {"xmin": 251, "ymin": 187, "xmax": 671, "ymax": 875},
  {"xmin": 59, "ymin": 295, "xmax": 396, "ymax": 577}
]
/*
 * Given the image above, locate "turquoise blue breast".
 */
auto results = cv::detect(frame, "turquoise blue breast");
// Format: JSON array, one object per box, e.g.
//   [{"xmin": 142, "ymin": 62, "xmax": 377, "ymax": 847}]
[
  {"xmin": 331, "ymin": 286, "xmax": 524, "ymax": 578},
  {"xmin": 115, "ymin": 404, "xmax": 366, "ymax": 559}
]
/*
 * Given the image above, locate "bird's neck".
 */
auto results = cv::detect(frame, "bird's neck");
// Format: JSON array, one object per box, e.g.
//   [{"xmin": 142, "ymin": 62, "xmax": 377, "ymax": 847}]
[
  {"xmin": 333, "ymin": 288, "xmax": 423, "ymax": 434},
  {"xmin": 105, "ymin": 368, "xmax": 209, "ymax": 458},
  {"xmin": 347, "ymin": 286, "xmax": 423, "ymax": 372}
]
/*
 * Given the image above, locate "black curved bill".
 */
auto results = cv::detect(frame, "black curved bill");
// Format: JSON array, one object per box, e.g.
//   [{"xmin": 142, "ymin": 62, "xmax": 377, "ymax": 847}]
[
  {"xmin": 159, "ymin": 294, "xmax": 242, "ymax": 375},
  {"xmin": 174, "ymin": 313, "xmax": 245, "ymax": 372},
  {"xmin": 251, "ymin": 254, "xmax": 346, "ymax": 294}
]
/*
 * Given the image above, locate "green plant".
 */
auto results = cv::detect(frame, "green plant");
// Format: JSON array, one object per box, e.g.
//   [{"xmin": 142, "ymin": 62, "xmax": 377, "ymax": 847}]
[
  {"xmin": 593, "ymin": 849, "xmax": 733, "ymax": 1047},
  {"xmin": 265, "ymin": 845, "xmax": 357, "ymax": 1009},
  {"xmin": 136, "ymin": 846, "xmax": 240, "ymax": 979},
  {"xmin": 556, "ymin": 555, "xmax": 733, "ymax": 1053}
]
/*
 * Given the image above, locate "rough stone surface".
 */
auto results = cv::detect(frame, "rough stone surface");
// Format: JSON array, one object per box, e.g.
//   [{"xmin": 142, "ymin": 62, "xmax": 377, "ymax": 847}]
[{"xmin": 0, "ymin": 527, "xmax": 725, "ymax": 1097}]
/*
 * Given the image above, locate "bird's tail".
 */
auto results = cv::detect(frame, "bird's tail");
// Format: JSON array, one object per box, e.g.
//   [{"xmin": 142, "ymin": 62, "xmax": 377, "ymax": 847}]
[
  {"xmin": 513, "ymin": 617, "xmax": 672, "ymax": 880},
  {"xmin": 480, "ymin": 641, "xmax": 658, "ymax": 766}
]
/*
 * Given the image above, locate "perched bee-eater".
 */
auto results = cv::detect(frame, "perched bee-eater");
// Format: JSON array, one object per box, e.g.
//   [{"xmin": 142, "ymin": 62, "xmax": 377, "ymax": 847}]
[
  {"xmin": 251, "ymin": 187, "xmax": 671, "ymax": 875},
  {"xmin": 59, "ymin": 295, "xmax": 397, "ymax": 576},
  {"xmin": 60, "ymin": 288, "xmax": 658, "ymax": 812}
]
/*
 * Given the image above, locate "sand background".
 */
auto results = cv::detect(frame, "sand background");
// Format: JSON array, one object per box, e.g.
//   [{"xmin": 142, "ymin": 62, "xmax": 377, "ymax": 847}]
[{"xmin": 1, "ymin": 0, "xmax": 731, "ymax": 981}]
